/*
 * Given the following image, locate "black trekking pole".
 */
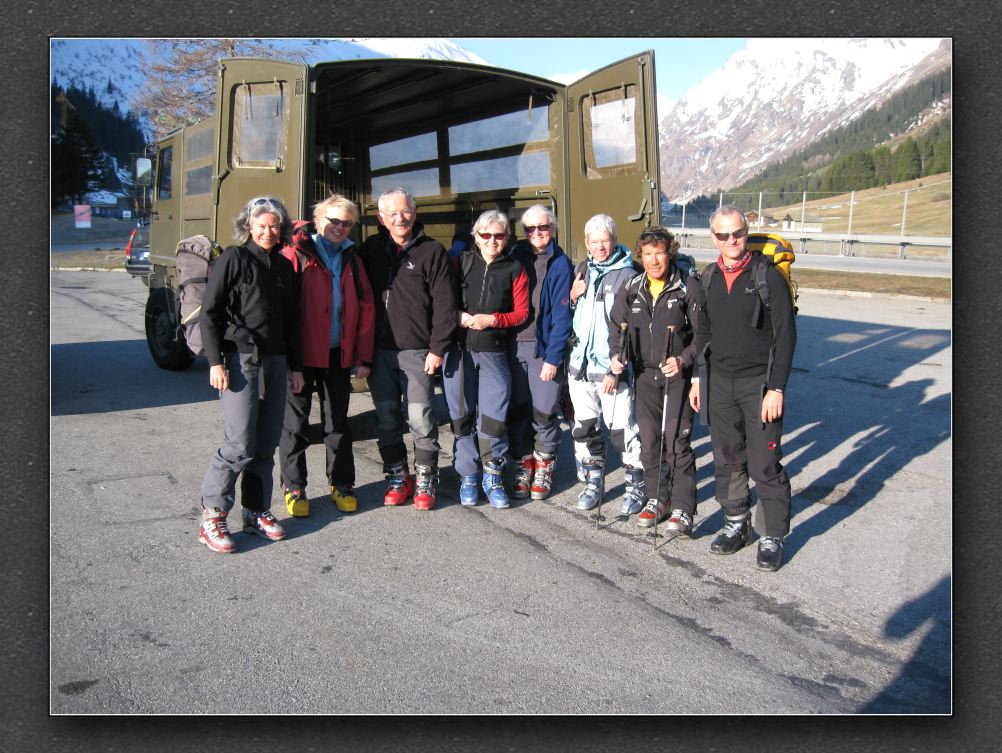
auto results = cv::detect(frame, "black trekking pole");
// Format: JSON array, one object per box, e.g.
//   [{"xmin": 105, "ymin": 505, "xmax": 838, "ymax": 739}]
[
  {"xmin": 652, "ymin": 325, "xmax": 675, "ymax": 550},
  {"xmin": 596, "ymin": 321, "xmax": 629, "ymax": 530}
]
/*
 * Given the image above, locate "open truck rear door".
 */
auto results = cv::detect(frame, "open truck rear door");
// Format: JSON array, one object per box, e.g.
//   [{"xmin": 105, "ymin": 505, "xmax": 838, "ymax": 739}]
[
  {"xmin": 212, "ymin": 57, "xmax": 310, "ymax": 238},
  {"xmin": 565, "ymin": 51, "xmax": 660, "ymax": 258}
]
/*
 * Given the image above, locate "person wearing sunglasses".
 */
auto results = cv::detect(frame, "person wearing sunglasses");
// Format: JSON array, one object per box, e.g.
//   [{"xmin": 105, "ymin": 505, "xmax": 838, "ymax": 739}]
[
  {"xmin": 608, "ymin": 227, "xmax": 705, "ymax": 534},
  {"xmin": 566, "ymin": 214, "xmax": 645, "ymax": 516},
  {"xmin": 506, "ymin": 205, "xmax": 574, "ymax": 502},
  {"xmin": 444, "ymin": 210, "xmax": 528, "ymax": 508},
  {"xmin": 689, "ymin": 204, "xmax": 797, "ymax": 571},
  {"xmin": 358, "ymin": 188, "xmax": 458, "ymax": 511},
  {"xmin": 277, "ymin": 195, "xmax": 376, "ymax": 520},
  {"xmin": 197, "ymin": 196, "xmax": 304, "ymax": 553}
]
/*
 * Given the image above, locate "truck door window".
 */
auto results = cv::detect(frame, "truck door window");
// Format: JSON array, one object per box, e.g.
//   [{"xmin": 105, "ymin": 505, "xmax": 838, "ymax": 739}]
[
  {"xmin": 232, "ymin": 81, "xmax": 288, "ymax": 167},
  {"xmin": 582, "ymin": 85, "xmax": 639, "ymax": 177},
  {"xmin": 156, "ymin": 146, "xmax": 173, "ymax": 200}
]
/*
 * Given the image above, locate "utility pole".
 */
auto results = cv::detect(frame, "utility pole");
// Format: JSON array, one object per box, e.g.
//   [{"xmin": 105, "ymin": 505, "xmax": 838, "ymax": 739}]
[
  {"xmin": 899, "ymin": 190, "xmax": 909, "ymax": 259},
  {"xmin": 845, "ymin": 190, "xmax": 855, "ymax": 257}
]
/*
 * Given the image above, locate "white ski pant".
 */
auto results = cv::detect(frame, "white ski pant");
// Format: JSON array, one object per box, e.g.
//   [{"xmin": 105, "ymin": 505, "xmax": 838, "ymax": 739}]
[{"xmin": 568, "ymin": 372, "xmax": 642, "ymax": 468}]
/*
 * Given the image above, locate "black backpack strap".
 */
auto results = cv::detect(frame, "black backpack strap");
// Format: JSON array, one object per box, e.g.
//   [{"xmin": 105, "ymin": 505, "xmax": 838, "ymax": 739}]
[
  {"xmin": 575, "ymin": 259, "xmax": 589, "ymax": 290},
  {"xmin": 745, "ymin": 253, "xmax": 770, "ymax": 328}
]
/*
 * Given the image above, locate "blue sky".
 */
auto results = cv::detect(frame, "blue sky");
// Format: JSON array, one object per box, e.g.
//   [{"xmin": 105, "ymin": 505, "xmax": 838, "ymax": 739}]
[{"xmin": 453, "ymin": 38, "xmax": 748, "ymax": 109}]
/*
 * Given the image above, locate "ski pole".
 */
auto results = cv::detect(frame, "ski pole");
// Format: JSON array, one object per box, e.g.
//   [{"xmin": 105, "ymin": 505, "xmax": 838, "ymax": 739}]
[
  {"xmin": 596, "ymin": 321, "xmax": 629, "ymax": 530},
  {"xmin": 653, "ymin": 324, "xmax": 675, "ymax": 550}
]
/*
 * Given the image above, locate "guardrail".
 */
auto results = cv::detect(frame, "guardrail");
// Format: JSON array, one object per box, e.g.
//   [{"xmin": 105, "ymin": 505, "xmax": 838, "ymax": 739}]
[{"xmin": 669, "ymin": 227, "xmax": 951, "ymax": 260}]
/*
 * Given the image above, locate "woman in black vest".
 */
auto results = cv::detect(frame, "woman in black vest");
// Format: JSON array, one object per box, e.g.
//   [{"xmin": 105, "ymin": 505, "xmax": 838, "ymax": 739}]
[{"xmin": 443, "ymin": 210, "xmax": 528, "ymax": 508}]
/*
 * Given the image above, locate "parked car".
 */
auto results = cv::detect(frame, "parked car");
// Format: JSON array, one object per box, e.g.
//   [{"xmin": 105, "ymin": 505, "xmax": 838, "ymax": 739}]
[{"xmin": 125, "ymin": 226, "xmax": 151, "ymax": 277}]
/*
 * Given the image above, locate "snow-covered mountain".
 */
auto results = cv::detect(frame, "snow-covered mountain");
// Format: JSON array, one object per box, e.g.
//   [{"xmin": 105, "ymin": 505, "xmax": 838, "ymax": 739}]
[
  {"xmin": 50, "ymin": 37, "xmax": 487, "ymax": 122},
  {"xmin": 659, "ymin": 38, "xmax": 952, "ymax": 201}
]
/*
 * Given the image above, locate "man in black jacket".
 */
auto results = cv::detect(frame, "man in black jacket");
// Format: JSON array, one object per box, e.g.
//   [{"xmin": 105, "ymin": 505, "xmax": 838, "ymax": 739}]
[
  {"xmin": 359, "ymin": 188, "xmax": 457, "ymax": 510},
  {"xmin": 689, "ymin": 205, "xmax": 797, "ymax": 571}
]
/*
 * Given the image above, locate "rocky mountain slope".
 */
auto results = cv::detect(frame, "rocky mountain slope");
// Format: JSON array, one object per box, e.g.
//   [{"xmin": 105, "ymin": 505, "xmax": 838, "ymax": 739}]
[{"xmin": 658, "ymin": 38, "xmax": 951, "ymax": 201}]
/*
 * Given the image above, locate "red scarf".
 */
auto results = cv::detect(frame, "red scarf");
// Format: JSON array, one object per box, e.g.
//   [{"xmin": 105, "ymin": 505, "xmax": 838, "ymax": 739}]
[
  {"xmin": 717, "ymin": 249, "xmax": 753, "ymax": 293},
  {"xmin": 716, "ymin": 249, "xmax": 752, "ymax": 273}
]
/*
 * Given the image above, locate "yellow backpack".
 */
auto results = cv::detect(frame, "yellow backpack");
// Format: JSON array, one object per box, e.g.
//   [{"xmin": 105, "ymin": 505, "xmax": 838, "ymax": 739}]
[{"xmin": 746, "ymin": 232, "xmax": 798, "ymax": 318}]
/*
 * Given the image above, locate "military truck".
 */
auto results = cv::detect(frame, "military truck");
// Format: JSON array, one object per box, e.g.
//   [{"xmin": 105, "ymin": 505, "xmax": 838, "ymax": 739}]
[{"xmin": 136, "ymin": 52, "xmax": 661, "ymax": 370}]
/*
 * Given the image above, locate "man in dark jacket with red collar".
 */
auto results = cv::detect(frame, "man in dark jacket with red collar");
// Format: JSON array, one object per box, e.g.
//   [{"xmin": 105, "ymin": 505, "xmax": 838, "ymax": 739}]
[
  {"xmin": 358, "ymin": 187, "xmax": 458, "ymax": 510},
  {"xmin": 689, "ymin": 205, "xmax": 797, "ymax": 571}
]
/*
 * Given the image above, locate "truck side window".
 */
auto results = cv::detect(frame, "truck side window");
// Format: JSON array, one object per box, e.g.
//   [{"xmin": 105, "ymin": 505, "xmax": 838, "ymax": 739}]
[
  {"xmin": 448, "ymin": 108, "xmax": 552, "ymax": 193},
  {"xmin": 156, "ymin": 146, "xmax": 173, "ymax": 200},
  {"xmin": 184, "ymin": 123, "xmax": 214, "ymax": 196},
  {"xmin": 582, "ymin": 85, "xmax": 639, "ymax": 177},
  {"xmin": 369, "ymin": 132, "xmax": 440, "ymax": 199}
]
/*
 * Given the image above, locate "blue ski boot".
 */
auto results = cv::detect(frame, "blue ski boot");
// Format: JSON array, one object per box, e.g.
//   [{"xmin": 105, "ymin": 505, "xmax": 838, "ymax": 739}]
[
  {"xmin": 481, "ymin": 458, "xmax": 510, "ymax": 509},
  {"xmin": 459, "ymin": 473, "xmax": 482, "ymax": 507}
]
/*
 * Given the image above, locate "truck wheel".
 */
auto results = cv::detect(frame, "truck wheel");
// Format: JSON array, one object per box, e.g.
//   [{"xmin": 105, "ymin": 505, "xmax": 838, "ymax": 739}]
[{"xmin": 145, "ymin": 288, "xmax": 195, "ymax": 371}]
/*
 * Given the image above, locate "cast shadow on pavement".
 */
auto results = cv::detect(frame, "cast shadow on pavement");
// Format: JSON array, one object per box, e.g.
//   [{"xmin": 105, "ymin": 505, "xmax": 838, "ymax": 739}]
[
  {"xmin": 689, "ymin": 315, "xmax": 951, "ymax": 560},
  {"xmin": 859, "ymin": 575, "xmax": 951, "ymax": 713},
  {"xmin": 51, "ymin": 338, "xmax": 214, "ymax": 416}
]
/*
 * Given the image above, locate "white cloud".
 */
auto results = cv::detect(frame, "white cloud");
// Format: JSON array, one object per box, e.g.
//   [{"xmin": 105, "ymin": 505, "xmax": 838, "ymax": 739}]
[
  {"xmin": 547, "ymin": 70, "xmax": 588, "ymax": 85},
  {"xmin": 657, "ymin": 92, "xmax": 675, "ymax": 121}
]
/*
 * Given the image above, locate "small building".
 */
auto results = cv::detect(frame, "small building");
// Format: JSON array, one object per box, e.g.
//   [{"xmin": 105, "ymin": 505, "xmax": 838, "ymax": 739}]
[{"xmin": 782, "ymin": 212, "xmax": 823, "ymax": 233}]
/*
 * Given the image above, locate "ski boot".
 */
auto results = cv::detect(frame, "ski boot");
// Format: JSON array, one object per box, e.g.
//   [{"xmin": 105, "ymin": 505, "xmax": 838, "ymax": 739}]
[
  {"xmin": 575, "ymin": 457, "xmax": 605, "ymax": 511},
  {"xmin": 481, "ymin": 457, "xmax": 510, "ymax": 509}
]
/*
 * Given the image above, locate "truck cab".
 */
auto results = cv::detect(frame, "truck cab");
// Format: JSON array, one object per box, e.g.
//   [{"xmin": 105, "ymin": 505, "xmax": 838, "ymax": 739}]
[{"xmin": 140, "ymin": 52, "xmax": 660, "ymax": 369}]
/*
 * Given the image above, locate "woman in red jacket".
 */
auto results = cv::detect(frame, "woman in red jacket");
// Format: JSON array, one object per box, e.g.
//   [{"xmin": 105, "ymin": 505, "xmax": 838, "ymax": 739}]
[{"xmin": 279, "ymin": 195, "xmax": 376, "ymax": 517}]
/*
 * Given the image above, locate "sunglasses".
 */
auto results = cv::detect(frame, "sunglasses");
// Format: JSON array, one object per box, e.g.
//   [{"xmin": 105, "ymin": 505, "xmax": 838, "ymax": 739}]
[
  {"xmin": 478, "ymin": 232, "xmax": 506, "ymax": 241},
  {"xmin": 639, "ymin": 229, "xmax": 671, "ymax": 242},
  {"xmin": 252, "ymin": 197, "xmax": 273, "ymax": 206},
  {"xmin": 712, "ymin": 227, "xmax": 748, "ymax": 242},
  {"xmin": 325, "ymin": 217, "xmax": 353, "ymax": 228},
  {"xmin": 524, "ymin": 224, "xmax": 551, "ymax": 234}
]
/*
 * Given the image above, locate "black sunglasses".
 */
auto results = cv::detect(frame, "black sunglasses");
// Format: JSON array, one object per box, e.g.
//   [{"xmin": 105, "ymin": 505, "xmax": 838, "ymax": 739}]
[
  {"xmin": 325, "ymin": 217, "xmax": 353, "ymax": 228},
  {"xmin": 712, "ymin": 227, "xmax": 748, "ymax": 242},
  {"xmin": 478, "ymin": 232, "xmax": 506, "ymax": 241},
  {"xmin": 524, "ymin": 224, "xmax": 552, "ymax": 234}
]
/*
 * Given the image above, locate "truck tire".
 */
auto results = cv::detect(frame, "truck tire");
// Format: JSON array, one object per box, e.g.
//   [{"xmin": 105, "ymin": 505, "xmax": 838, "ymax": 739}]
[{"xmin": 145, "ymin": 287, "xmax": 195, "ymax": 371}]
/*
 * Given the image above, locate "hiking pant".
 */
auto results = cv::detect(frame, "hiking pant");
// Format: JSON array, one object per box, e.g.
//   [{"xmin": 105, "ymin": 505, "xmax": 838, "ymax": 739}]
[
  {"xmin": 508, "ymin": 340, "xmax": 564, "ymax": 458},
  {"xmin": 443, "ymin": 347, "xmax": 511, "ymax": 476},
  {"xmin": 707, "ymin": 371, "xmax": 791, "ymax": 538},
  {"xmin": 369, "ymin": 347, "xmax": 439, "ymax": 469},
  {"xmin": 201, "ymin": 352, "xmax": 287, "ymax": 514},
  {"xmin": 634, "ymin": 371, "xmax": 696, "ymax": 515},
  {"xmin": 568, "ymin": 371, "xmax": 642, "ymax": 468},
  {"xmin": 279, "ymin": 347, "xmax": 354, "ymax": 493}
]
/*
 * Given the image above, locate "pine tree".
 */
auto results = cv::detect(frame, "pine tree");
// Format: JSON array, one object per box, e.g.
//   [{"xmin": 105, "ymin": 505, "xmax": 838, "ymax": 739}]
[
  {"xmin": 52, "ymin": 111, "xmax": 103, "ymax": 207},
  {"xmin": 892, "ymin": 138, "xmax": 922, "ymax": 182}
]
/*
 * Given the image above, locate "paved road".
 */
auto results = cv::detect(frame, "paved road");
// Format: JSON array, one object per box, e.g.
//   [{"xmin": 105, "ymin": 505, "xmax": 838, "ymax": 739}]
[{"xmin": 49, "ymin": 272, "xmax": 951, "ymax": 714}]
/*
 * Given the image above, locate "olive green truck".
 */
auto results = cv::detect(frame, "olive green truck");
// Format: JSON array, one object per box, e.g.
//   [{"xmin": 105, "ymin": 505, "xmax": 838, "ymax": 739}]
[{"xmin": 136, "ymin": 52, "xmax": 661, "ymax": 369}]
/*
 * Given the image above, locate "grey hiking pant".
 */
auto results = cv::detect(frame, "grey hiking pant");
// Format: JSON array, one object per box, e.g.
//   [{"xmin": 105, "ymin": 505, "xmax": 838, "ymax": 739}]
[
  {"xmin": 443, "ymin": 347, "xmax": 512, "ymax": 476},
  {"xmin": 369, "ymin": 347, "xmax": 439, "ymax": 469},
  {"xmin": 201, "ymin": 352, "xmax": 287, "ymax": 514},
  {"xmin": 508, "ymin": 340, "xmax": 565, "ymax": 457}
]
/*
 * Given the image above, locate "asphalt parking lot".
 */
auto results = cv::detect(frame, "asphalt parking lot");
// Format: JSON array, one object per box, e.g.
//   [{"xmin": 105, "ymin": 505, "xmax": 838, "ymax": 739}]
[{"xmin": 48, "ymin": 271, "xmax": 951, "ymax": 715}]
